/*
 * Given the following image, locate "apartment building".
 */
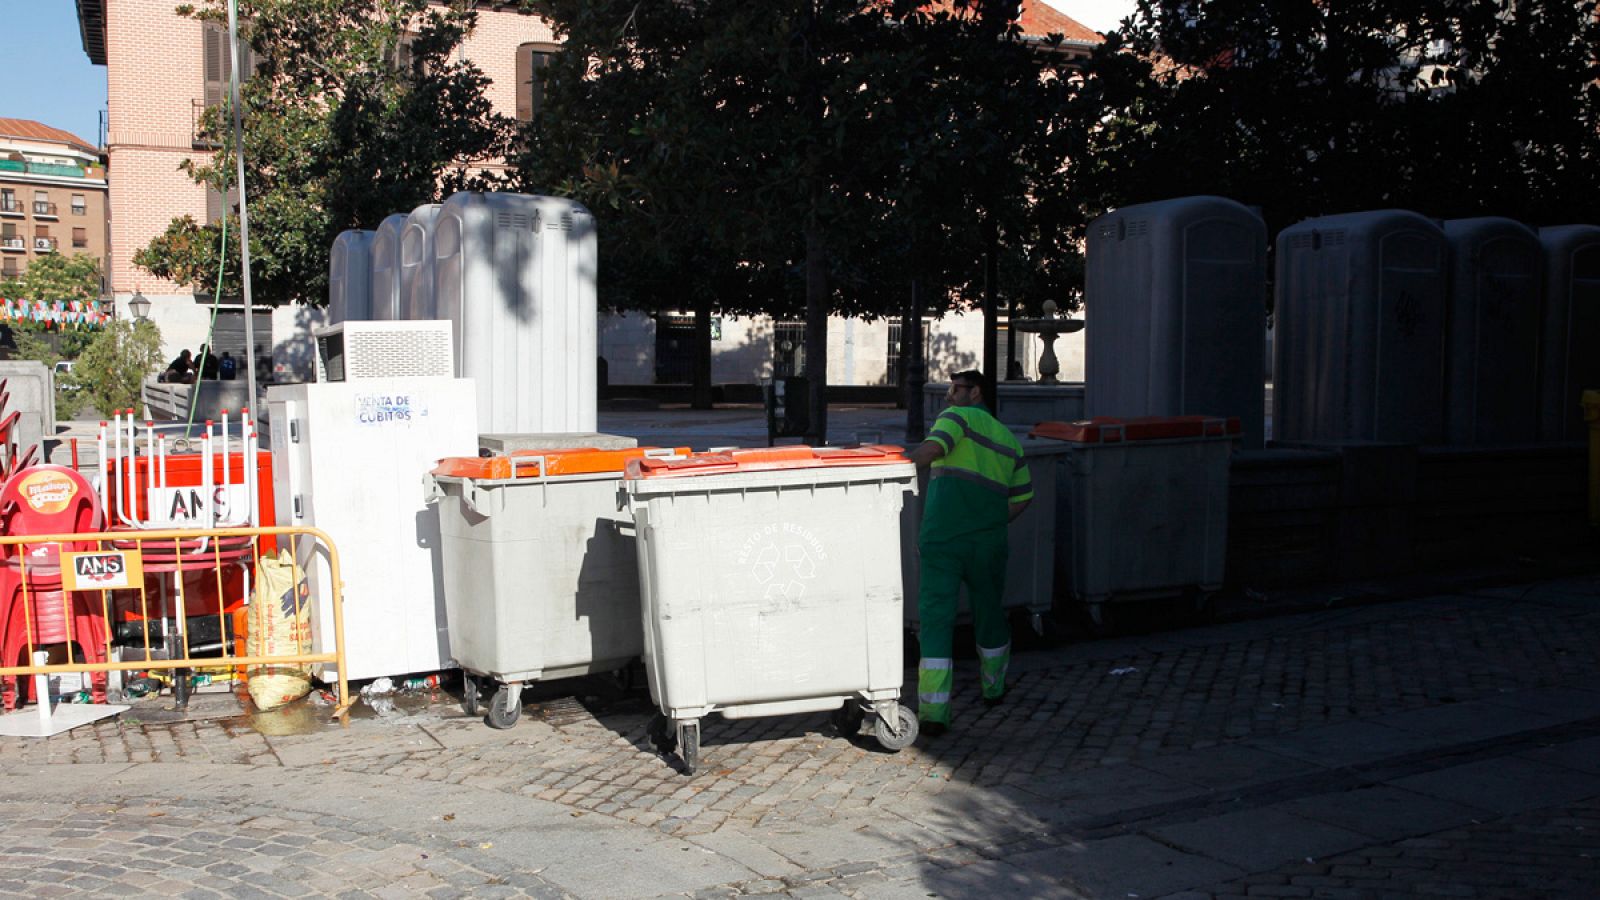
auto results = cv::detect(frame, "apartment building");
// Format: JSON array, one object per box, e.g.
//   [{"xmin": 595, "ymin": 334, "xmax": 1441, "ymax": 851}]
[
  {"xmin": 75, "ymin": 0, "xmax": 1098, "ymax": 384},
  {"xmin": 0, "ymin": 118, "xmax": 109, "ymax": 290}
]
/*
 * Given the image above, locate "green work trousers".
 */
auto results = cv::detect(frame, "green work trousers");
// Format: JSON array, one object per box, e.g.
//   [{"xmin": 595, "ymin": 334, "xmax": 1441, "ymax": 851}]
[{"xmin": 917, "ymin": 528, "xmax": 1012, "ymax": 725}]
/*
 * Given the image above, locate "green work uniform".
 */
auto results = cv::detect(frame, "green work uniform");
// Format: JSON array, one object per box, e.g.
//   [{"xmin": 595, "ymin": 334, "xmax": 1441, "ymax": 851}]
[{"xmin": 917, "ymin": 403, "xmax": 1033, "ymax": 726}]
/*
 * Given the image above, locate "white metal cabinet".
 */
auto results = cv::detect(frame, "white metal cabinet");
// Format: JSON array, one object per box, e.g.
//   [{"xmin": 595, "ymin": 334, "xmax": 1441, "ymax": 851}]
[{"xmin": 267, "ymin": 377, "xmax": 478, "ymax": 681}]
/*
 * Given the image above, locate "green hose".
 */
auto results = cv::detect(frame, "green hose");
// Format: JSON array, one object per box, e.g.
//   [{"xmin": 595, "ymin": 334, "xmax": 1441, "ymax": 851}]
[{"xmin": 183, "ymin": 130, "xmax": 233, "ymax": 439}]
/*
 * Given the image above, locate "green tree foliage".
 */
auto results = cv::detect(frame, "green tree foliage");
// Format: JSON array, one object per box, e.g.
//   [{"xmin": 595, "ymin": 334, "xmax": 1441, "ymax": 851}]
[
  {"xmin": 134, "ymin": 0, "xmax": 517, "ymax": 304},
  {"xmin": 4, "ymin": 254, "xmax": 103, "ymax": 370},
  {"xmin": 73, "ymin": 319, "xmax": 165, "ymax": 419},
  {"xmin": 520, "ymin": 0, "xmax": 1079, "ymax": 433},
  {"xmin": 1068, "ymin": 0, "xmax": 1600, "ymax": 238},
  {"xmin": 9, "ymin": 253, "xmax": 103, "ymax": 304}
]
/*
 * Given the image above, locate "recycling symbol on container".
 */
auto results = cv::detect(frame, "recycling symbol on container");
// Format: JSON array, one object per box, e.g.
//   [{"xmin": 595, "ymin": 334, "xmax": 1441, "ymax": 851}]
[{"xmin": 746, "ymin": 524, "xmax": 826, "ymax": 612}]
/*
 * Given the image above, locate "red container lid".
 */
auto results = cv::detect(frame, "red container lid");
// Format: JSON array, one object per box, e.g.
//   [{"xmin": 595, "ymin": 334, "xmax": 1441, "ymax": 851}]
[
  {"xmin": 627, "ymin": 445, "xmax": 909, "ymax": 479},
  {"xmin": 1030, "ymin": 416, "xmax": 1241, "ymax": 444},
  {"xmin": 432, "ymin": 446, "xmax": 691, "ymax": 480}
]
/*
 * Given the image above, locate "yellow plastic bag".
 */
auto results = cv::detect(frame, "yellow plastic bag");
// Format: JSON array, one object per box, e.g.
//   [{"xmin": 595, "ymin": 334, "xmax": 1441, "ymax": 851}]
[{"xmin": 246, "ymin": 550, "xmax": 313, "ymax": 710}]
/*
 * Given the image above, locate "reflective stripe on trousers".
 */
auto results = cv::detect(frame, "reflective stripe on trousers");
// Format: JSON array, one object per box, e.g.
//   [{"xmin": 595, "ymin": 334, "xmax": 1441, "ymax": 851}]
[
  {"xmin": 977, "ymin": 642, "xmax": 1010, "ymax": 700},
  {"xmin": 918, "ymin": 657, "xmax": 953, "ymax": 724}
]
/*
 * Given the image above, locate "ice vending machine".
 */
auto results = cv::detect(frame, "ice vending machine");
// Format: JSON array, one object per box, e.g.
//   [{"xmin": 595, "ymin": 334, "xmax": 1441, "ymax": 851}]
[{"xmin": 268, "ymin": 375, "xmax": 477, "ymax": 681}]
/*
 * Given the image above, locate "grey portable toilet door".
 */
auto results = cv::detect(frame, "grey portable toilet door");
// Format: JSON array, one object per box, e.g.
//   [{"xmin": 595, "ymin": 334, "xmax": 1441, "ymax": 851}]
[{"xmin": 1182, "ymin": 217, "xmax": 1265, "ymax": 445}]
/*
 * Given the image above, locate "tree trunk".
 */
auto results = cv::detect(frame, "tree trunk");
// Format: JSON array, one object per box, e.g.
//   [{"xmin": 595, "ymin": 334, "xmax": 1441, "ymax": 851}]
[
  {"xmin": 803, "ymin": 222, "xmax": 828, "ymax": 445},
  {"xmin": 691, "ymin": 295, "xmax": 713, "ymax": 410},
  {"xmin": 906, "ymin": 277, "xmax": 926, "ymax": 444},
  {"xmin": 982, "ymin": 218, "xmax": 999, "ymax": 414}
]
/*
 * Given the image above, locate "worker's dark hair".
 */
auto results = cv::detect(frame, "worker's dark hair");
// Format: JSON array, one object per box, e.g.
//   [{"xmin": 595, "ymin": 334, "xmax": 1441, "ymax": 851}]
[{"xmin": 950, "ymin": 369, "xmax": 989, "ymax": 406}]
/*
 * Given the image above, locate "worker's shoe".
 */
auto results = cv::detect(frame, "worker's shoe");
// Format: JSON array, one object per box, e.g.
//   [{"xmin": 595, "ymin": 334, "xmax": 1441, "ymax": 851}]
[
  {"xmin": 982, "ymin": 693, "xmax": 1005, "ymax": 709},
  {"xmin": 920, "ymin": 721, "xmax": 948, "ymax": 739}
]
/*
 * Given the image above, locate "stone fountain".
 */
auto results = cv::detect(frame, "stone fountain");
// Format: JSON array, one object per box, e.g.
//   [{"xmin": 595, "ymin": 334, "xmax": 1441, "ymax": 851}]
[
  {"xmin": 1010, "ymin": 299, "xmax": 1084, "ymax": 385},
  {"xmin": 923, "ymin": 299, "xmax": 1089, "ymax": 429}
]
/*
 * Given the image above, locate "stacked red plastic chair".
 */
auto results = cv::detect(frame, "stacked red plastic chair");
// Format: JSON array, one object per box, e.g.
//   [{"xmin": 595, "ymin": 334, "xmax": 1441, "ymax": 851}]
[{"xmin": 0, "ymin": 465, "xmax": 108, "ymax": 709}]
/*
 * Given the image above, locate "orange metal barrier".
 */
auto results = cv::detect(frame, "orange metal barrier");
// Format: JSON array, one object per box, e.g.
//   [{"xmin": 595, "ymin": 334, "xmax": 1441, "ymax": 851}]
[{"xmin": 0, "ymin": 525, "xmax": 349, "ymax": 714}]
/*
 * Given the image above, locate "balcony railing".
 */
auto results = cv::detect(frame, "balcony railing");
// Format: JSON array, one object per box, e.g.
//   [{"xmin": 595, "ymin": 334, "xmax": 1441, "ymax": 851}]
[
  {"xmin": 0, "ymin": 236, "xmax": 24, "ymax": 251},
  {"xmin": 33, "ymin": 237, "xmax": 58, "ymax": 252},
  {"xmin": 192, "ymin": 99, "xmax": 221, "ymax": 150},
  {"xmin": 0, "ymin": 271, "xmax": 20, "ymax": 281},
  {"xmin": 71, "ymin": 204, "xmax": 87, "ymax": 216},
  {"xmin": 0, "ymin": 159, "xmax": 89, "ymax": 178},
  {"xmin": 33, "ymin": 201, "xmax": 58, "ymax": 217},
  {"xmin": 0, "ymin": 198, "xmax": 19, "ymax": 214}
]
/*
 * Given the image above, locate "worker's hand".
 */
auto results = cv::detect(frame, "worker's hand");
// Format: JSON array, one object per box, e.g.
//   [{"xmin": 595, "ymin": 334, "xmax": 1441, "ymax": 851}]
[
  {"xmin": 908, "ymin": 440, "xmax": 946, "ymax": 468},
  {"xmin": 1007, "ymin": 498, "xmax": 1031, "ymax": 522}
]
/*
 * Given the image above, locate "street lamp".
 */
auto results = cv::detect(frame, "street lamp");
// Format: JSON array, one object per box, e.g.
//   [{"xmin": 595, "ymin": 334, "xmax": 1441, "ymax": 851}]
[{"xmin": 127, "ymin": 290, "xmax": 150, "ymax": 322}]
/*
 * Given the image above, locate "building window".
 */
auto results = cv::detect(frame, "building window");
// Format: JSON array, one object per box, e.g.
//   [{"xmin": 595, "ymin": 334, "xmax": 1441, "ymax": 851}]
[
  {"xmin": 206, "ymin": 184, "xmax": 240, "ymax": 226},
  {"xmin": 1, "ymin": 259, "xmax": 17, "ymax": 278},
  {"xmin": 886, "ymin": 318, "xmax": 931, "ymax": 387},
  {"xmin": 202, "ymin": 20, "xmax": 255, "ymax": 108},
  {"xmin": 773, "ymin": 322, "xmax": 806, "ymax": 378},
  {"xmin": 72, "ymin": 227, "xmax": 88, "ymax": 248},
  {"xmin": 0, "ymin": 190, "xmax": 16, "ymax": 213},
  {"xmin": 515, "ymin": 42, "xmax": 560, "ymax": 122},
  {"xmin": 71, "ymin": 194, "xmax": 86, "ymax": 215},
  {"xmin": 393, "ymin": 31, "xmax": 417, "ymax": 74},
  {"xmin": 33, "ymin": 191, "xmax": 56, "ymax": 217},
  {"xmin": 33, "ymin": 224, "xmax": 55, "ymax": 252}
]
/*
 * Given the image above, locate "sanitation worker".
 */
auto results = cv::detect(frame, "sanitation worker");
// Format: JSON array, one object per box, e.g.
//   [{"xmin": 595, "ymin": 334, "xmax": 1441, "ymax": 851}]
[{"xmin": 908, "ymin": 369, "xmax": 1032, "ymax": 736}]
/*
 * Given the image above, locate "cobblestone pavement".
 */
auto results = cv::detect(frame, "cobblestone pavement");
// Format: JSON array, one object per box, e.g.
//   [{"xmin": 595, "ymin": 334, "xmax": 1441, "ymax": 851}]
[{"xmin": 0, "ymin": 575, "xmax": 1596, "ymax": 897}]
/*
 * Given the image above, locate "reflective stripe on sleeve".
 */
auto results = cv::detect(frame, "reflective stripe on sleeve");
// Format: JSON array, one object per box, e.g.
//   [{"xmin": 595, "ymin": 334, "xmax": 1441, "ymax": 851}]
[{"xmin": 930, "ymin": 465, "xmax": 1010, "ymax": 495}]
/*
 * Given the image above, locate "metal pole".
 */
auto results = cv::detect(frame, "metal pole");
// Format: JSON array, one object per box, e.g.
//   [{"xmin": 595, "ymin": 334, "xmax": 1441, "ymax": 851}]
[{"xmin": 226, "ymin": 0, "xmax": 259, "ymax": 409}]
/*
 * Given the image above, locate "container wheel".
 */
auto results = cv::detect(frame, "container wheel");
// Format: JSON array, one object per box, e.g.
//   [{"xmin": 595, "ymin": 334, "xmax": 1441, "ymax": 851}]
[
  {"xmin": 830, "ymin": 701, "xmax": 865, "ymax": 736},
  {"xmin": 460, "ymin": 675, "xmax": 482, "ymax": 717},
  {"xmin": 874, "ymin": 706, "xmax": 919, "ymax": 752},
  {"xmin": 678, "ymin": 721, "xmax": 700, "ymax": 775},
  {"xmin": 486, "ymin": 684, "xmax": 521, "ymax": 730}
]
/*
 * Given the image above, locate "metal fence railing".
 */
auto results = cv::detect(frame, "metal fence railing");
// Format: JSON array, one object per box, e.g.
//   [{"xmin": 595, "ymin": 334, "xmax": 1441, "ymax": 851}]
[{"xmin": 0, "ymin": 525, "xmax": 349, "ymax": 716}]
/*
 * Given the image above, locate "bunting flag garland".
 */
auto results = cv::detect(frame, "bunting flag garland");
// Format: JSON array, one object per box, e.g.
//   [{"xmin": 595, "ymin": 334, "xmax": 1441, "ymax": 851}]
[{"xmin": 0, "ymin": 298, "xmax": 109, "ymax": 330}]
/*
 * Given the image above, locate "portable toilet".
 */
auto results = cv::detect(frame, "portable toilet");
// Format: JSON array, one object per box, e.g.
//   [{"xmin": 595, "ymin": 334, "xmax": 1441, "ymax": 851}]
[
  {"xmin": 328, "ymin": 229, "xmax": 374, "ymax": 325},
  {"xmin": 399, "ymin": 204, "xmax": 441, "ymax": 321},
  {"xmin": 433, "ymin": 192, "xmax": 598, "ymax": 433},
  {"xmin": 1274, "ymin": 211, "xmax": 1448, "ymax": 445},
  {"xmin": 1442, "ymin": 218, "xmax": 1542, "ymax": 445},
  {"xmin": 1085, "ymin": 196, "xmax": 1268, "ymax": 448},
  {"xmin": 368, "ymin": 214, "xmax": 408, "ymax": 321},
  {"xmin": 1537, "ymin": 225, "xmax": 1600, "ymax": 442}
]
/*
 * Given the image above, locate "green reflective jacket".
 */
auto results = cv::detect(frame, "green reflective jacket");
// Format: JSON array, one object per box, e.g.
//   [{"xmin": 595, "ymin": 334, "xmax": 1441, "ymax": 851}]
[{"xmin": 920, "ymin": 404, "xmax": 1032, "ymax": 544}]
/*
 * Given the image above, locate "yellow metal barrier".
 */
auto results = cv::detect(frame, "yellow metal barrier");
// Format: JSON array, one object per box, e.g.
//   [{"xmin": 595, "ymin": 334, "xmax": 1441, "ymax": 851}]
[{"xmin": 0, "ymin": 526, "xmax": 349, "ymax": 714}]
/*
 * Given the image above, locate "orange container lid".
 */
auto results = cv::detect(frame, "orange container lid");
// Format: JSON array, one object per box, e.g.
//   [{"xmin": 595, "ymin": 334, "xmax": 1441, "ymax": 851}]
[
  {"xmin": 432, "ymin": 446, "xmax": 691, "ymax": 480},
  {"xmin": 627, "ymin": 445, "xmax": 908, "ymax": 479},
  {"xmin": 1030, "ymin": 416, "xmax": 1241, "ymax": 444}
]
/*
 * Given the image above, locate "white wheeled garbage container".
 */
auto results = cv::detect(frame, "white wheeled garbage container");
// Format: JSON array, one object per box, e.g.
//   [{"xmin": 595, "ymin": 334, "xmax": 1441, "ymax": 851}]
[
  {"xmin": 427, "ymin": 446, "xmax": 685, "ymax": 728},
  {"xmin": 623, "ymin": 446, "xmax": 919, "ymax": 774}
]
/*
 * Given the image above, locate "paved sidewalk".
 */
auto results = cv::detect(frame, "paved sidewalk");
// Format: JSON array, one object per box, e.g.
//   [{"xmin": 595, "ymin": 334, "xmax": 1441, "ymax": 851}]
[{"xmin": 0, "ymin": 575, "xmax": 1597, "ymax": 897}]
